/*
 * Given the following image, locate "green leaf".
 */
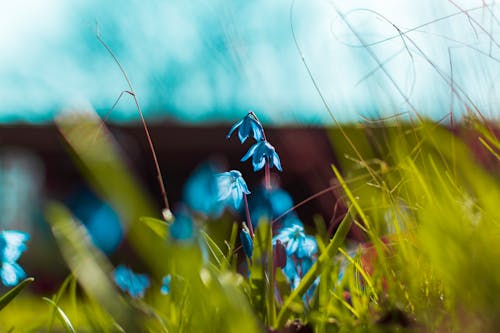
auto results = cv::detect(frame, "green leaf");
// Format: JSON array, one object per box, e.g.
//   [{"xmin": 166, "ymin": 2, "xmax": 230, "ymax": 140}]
[
  {"xmin": 139, "ymin": 216, "xmax": 168, "ymax": 238},
  {"xmin": 43, "ymin": 297, "xmax": 77, "ymax": 333},
  {"xmin": 0, "ymin": 277, "xmax": 34, "ymax": 311}
]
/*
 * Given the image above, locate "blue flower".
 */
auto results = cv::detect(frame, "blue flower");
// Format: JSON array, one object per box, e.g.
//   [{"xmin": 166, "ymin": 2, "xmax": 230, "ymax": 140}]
[
  {"xmin": 161, "ymin": 275, "xmax": 171, "ymax": 295},
  {"xmin": 282, "ymin": 256, "xmax": 317, "ymax": 294},
  {"xmin": 183, "ymin": 162, "xmax": 224, "ymax": 218},
  {"xmin": 226, "ymin": 112, "xmax": 264, "ymax": 143},
  {"xmin": 241, "ymin": 141, "xmax": 282, "ymax": 172},
  {"xmin": 113, "ymin": 265, "xmax": 150, "ymax": 298},
  {"xmin": 216, "ymin": 170, "xmax": 250, "ymax": 209},
  {"xmin": 0, "ymin": 231, "xmax": 29, "ymax": 287},
  {"xmin": 273, "ymin": 225, "xmax": 317, "ymax": 259},
  {"xmin": 240, "ymin": 224, "xmax": 253, "ymax": 259},
  {"xmin": 169, "ymin": 211, "xmax": 195, "ymax": 242}
]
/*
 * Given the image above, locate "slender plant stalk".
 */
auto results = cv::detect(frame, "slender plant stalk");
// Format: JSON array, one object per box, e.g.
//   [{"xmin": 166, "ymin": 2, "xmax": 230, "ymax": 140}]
[
  {"xmin": 96, "ymin": 31, "xmax": 172, "ymax": 220},
  {"xmin": 243, "ymin": 193, "xmax": 254, "ymax": 238}
]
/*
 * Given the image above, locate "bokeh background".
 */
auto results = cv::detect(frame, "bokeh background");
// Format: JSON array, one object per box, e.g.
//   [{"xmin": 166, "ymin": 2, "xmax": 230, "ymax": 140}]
[{"xmin": 0, "ymin": 0, "xmax": 498, "ymax": 294}]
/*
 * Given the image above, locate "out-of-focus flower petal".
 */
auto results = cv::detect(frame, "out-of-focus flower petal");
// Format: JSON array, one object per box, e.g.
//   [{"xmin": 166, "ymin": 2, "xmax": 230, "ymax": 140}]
[
  {"xmin": 113, "ymin": 265, "xmax": 150, "ymax": 299},
  {"xmin": 161, "ymin": 275, "xmax": 172, "ymax": 295}
]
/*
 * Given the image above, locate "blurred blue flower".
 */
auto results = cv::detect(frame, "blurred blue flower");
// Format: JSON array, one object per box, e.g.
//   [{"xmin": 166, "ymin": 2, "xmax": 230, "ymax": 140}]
[
  {"xmin": 183, "ymin": 162, "xmax": 224, "ymax": 218},
  {"xmin": 273, "ymin": 225, "xmax": 317, "ymax": 259},
  {"xmin": 216, "ymin": 170, "xmax": 250, "ymax": 209},
  {"xmin": 113, "ymin": 265, "xmax": 150, "ymax": 298},
  {"xmin": 240, "ymin": 224, "xmax": 253, "ymax": 259},
  {"xmin": 169, "ymin": 211, "xmax": 195, "ymax": 242},
  {"xmin": 0, "ymin": 230, "xmax": 29, "ymax": 287},
  {"xmin": 226, "ymin": 112, "xmax": 264, "ymax": 143},
  {"xmin": 268, "ymin": 189, "xmax": 293, "ymax": 217},
  {"xmin": 67, "ymin": 188, "xmax": 123, "ymax": 254},
  {"xmin": 282, "ymin": 256, "xmax": 317, "ymax": 293},
  {"xmin": 281, "ymin": 213, "xmax": 304, "ymax": 229},
  {"xmin": 161, "ymin": 275, "xmax": 171, "ymax": 295},
  {"xmin": 241, "ymin": 141, "xmax": 282, "ymax": 172}
]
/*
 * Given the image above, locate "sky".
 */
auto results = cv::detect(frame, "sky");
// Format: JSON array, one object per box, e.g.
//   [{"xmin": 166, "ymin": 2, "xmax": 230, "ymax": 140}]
[{"xmin": 0, "ymin": 0, "xmax": 499, "ymax": 125}]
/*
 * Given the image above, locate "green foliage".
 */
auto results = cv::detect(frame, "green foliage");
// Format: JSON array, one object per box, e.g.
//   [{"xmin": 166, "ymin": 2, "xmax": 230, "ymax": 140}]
[
  {"xmin": 2, "ymin": 115, "xmax": 500, "ymax": 332},
  {"xmin": 0, "ymin": 278, "xmax": 34, "ymax": 312}
]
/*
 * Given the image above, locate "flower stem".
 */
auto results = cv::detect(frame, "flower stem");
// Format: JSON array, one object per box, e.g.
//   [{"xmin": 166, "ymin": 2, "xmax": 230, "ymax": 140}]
[
  {"xmin": 243, "ymin": 193, "xmax": 254, "ymax": 238},
  {"xmin": 265, "ymin": 163, "xmax": 271, "ymax": 190}
]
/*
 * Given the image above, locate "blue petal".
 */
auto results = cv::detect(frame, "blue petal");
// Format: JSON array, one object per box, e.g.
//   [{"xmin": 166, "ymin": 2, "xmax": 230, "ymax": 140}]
[
  {"xmin": 297, "ymin": 236, "xmax": 318, "ymax": 258},
  {"xmin": 236, "ymin": 178, "xmax": 250, "ymax": 195},
  {"xmin": 269, "ymin": 190, "xmax": 293, "ymax": 216},
  {"xmin": 216, "ymin": 173, "xmax": 233, "ymax": 201},
  {"xmin": 113, "ymin": 265, "xmax": 150, "ymax": 298},
  {"xmin": 272, "ymin": 150, "xmax": 282, "ymax": 171},
  {"xmin": 184, "ymin": 163, "xmax": 224, "ymax": 218},
  {"xmin": 282, "ymin": 257, "xmax": 298, "ymax": 282},
  {"xmin": 250, "ymin": 119, "xmax": 264, "ymax": 142},
  {"xmin": 241, "ymin": 143, "xmax": 259, "ymax": 162},
  {"xmin": 287, "ymin": 239, "xmax": 299, "ymax": 256},
  {"xmin": 169, "ymin": 213, "xmax": 194, "ymax": 241},
  {"xmin": 161, "ymin": 275, "xmax": 172, "ymax": 295},
  {"xmin": 238, "ymin": 119, "xmax": 252, "ymax": 143},
  {"xmin": 0, "ymin": 231, "xmax": 29, "ymax": 263},
  {"xmin": 0, "ymin": 262, "xmax": 25, "ymax": 287},
  {"xmin": 226, "ymin": 119, "xmax": 243, "ymax": 139},
  {"xmin": 231, "ymin": 185, "xmax": 243, "ymax": 209},
  {"xmin": 252, "ymin": 153, "xmax": 266, "ymax": 171},
  {"xmin": 240, "ymin": 229, "xmax": 253, "ymax": 258}
]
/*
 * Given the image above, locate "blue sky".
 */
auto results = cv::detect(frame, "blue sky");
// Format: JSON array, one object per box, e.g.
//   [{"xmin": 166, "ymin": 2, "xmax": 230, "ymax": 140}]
[{"xmin": 0, "ymin": 0, "xmax": 498, "ymax": 124}]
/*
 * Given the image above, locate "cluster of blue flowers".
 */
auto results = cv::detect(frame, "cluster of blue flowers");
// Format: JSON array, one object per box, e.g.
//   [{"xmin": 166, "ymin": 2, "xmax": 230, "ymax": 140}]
[
  {"xmin": 273, "ymin": 224, "xmax": 318, "ymax": 292},
  {"xmin": 111, "ymin": 111, "xmax": 317, "ymax": 299},
  {"xmin": 227, "ymin": 112, "xmax": 282, "ymax": 173}
]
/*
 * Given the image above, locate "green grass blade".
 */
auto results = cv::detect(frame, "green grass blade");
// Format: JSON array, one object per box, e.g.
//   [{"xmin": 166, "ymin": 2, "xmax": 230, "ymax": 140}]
[
  {"xmin": 43, "ymin": 297, "xmax": 77, "ymax": 333},
  {"xmin": 48, "ymin": 274, "xmax": 75, "ymax": 331},
  {"xmin": 201, "ymin": 230, "xmax": 228, "ymax": 269},
  {"xmin": 0, "ymin": 277, "xmax": 34, "ymax": 311}
]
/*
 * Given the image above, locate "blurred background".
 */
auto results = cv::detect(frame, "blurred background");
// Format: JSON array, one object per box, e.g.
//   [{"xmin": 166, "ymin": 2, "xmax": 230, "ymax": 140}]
[{"xmin": 0, "ymin": 0, "xmax": 498, "ymax": 292}]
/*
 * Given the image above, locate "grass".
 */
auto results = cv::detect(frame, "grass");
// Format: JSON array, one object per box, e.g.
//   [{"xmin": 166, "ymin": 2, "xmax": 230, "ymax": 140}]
[{"xmin": 0, "ymin": 112, "xmax": 498, "ymax": 332}]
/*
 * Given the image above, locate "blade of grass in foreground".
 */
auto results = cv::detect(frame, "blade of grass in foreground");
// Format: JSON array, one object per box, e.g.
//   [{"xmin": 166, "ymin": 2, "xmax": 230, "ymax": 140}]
[
  {"xmin": 43, "ymin": 297, "xmax": 77, "ymax": 333},
  {"xmin": 0, "ymin": 277, "xmax": 34, "ymax": 311},
  {"xmin": 275, "ymin": 209, "xmax": 353, "ymax": 328},
  {"xmin": 45, "ymin": 202, "xmax": 139, "ymax": 331}
]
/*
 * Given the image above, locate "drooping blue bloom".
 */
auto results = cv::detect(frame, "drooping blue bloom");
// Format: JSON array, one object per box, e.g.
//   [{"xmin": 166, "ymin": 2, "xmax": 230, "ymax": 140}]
[
  {"xmin": 0, "ymin": 231, "xmax": 29, "ymax": 287},
  {"xmin": 226, "ymin": 112, "xmax": 264, "ymax": 143},
  {"xmin": 240, "ymin": 224, "xmax": 253, "ymax": 258},
  {"xmin": 241, "ymin": 141, "xmax": 282, "ymax": 172},
  {"xmin": 183, "ymin": 162, "xmax": 224, "ymax": 218},
  {"xmin": 161, "ymin": 275, "xmax": 171, "ymax": 295},
  {"xmin": 113, "ymin": 265, "xmax": 150, "ymax": 298},
  {"xmin": 216, "ymin": 170, "xmax": 250, "ymax": 209},
  {"xmin": 273, "ymin": 225, "xmax": 317, "ymax": 259},
  {"xmin": 169, "ymin": 211, "xmax": 195, "ymax": 242}
]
